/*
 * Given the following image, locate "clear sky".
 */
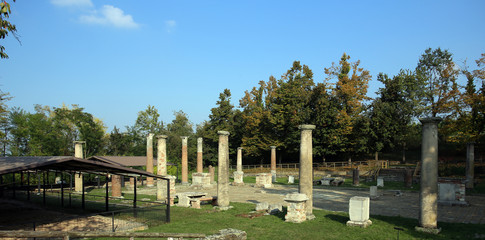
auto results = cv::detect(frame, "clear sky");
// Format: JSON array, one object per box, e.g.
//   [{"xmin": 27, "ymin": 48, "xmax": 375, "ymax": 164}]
[{"xmin": 1, "ymin": 0, "xmax": 484, "ymax": 132}]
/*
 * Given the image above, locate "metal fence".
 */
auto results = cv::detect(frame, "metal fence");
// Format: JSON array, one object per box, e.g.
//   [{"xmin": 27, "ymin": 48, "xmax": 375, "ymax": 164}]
[{"xmin": 231, "ymin": 160, "xmax": 389, "ymax": 171}]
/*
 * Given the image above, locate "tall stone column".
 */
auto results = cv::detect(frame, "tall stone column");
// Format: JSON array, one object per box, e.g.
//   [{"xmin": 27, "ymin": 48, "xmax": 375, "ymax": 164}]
[
  {"xmin": 466, "ymin": 142, "xmax": 475, "ymax": 189},
  {"xmin": 74, "ymin": 141, "xmax": 84, "ymax": 192},
  {"xmin": 181, "ymin": 136, "xmax": 189, "ymax": 185},
  {"xmin": 271, "ymin": 146, "xmax": 277, "ymax": 183},
  {"xmin": 298, "ymin": 124, "xmax": 315, "ymax": 218},
  {"xmin": 217, "ymin": 131, "xmax": 230, "ymax": 208},
  {"xmin": 197, "ymin": 137, "xmax": 203, "ymax": 173},
  {"xmin": 146, "ymin": 133, "xmax": 154, "ymax": 187},
  {"xmin": 157, "ymin": 135, "xmax": 168, "ymax": 201},
  {"xmin": 416, "ymin": 117, "xmax": 441, "ymax": 234},
  {"xmin": 111, "ymin": 175, "xmax": 122, "ymax": 197},
  {"xmin": 237, "ymin": 147, "xmax": 243, "ymax": 172}
]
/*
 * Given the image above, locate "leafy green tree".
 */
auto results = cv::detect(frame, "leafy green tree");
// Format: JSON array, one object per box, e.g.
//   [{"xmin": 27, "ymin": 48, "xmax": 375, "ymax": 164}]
[
  {"xmin": 106, "ymin": 126, "xmax": 130, "ymax": 156},
  {"xmin": 1, "ymin": 0, "xmax": 18, "ymax": 59},
  {"xmin": 166, "ymin": 110, "xmax": 194, "ymax": 165},
  {"xmin": 416, "ymin": 48, "xmax": 460, "ymax": 118}
]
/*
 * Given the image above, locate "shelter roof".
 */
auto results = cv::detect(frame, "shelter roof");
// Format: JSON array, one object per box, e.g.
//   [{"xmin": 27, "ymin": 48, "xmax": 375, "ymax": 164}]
[
  {"xmin": 0, "ymin": 156, "xmax": 166, "ymax": 179},
  {"xmin": 89, "ymin": 156, "xmax": 176, "ymax": 167}
]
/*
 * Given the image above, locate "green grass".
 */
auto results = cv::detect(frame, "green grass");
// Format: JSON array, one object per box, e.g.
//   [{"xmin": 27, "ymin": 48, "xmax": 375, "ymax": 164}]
[{"xmin": 89, "ymin": 202, "xmax": 485, "ymax": 240}]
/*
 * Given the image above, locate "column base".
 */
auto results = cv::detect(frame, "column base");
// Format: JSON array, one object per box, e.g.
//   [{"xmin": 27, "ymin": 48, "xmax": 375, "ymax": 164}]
[
  {"xmin": 415, "ymin": 226, "xmax": 441, "ymax": 234},
  {"xmin": 347, "ymin": 219, "xmax": 372, "ymax": 228}
]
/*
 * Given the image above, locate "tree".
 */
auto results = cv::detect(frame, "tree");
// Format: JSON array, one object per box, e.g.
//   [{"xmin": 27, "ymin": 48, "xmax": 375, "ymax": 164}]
[
  {"xmin": 106, "ymin": 126, "xmax": 130, "ymax": 156},
  {"xmin": 416, "ymin": 48, "xmax": 460, "ymax": 118},
  {"xmin": 166, "ymin": 110, "xmax": 194, "ymax": 165},
  {"xmin": 1, "ymin": 0, "xmax": 18, "ymax": 59},
  {"xmin": 324, "ymin": 53, "xmax": 371, "ymax": 160}
]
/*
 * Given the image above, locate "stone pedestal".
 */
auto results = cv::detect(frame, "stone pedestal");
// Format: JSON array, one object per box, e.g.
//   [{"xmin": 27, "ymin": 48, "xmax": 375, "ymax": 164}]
[
  {"xmin": 146, "ymin": 133, "xmax": 154, "ymax": 187},
  {"xmin": 217, "ymin": 131, "xmax": 230, "ymax": 208},
  {"xmin": 299, "ymin": 124, "xmax": 316, "ymax": 217},
  {"xmin": 284, "ymin": 193, "xmax": 309, "ymax": 223},
  {"xmin": 255, "ymin": 173, "xmax": 272, "ymax": 188},
  {"xmin": 192, "ymin": 172, "xmax": 212, "ymax": 189},
  {"xmin": 347, "ymin": 196, "xmax": 372, "ymax": 228},
  {"xmin": 377, "ymin": 177, "xmax": 384, "ymax": 187},
  {"xmin": 416, "ymin": 117, "xmax": 442, "ymax": 234},
  {"xmin": 197, "ymin": 137, "xmax": 203, "ymax": 173},
  {"xmin": 158, "ymin": 175, "xmax": 176, "ymax": 205},
  {"xmin": 232, "ymin": 171, "xmax": 244, "ymax": 186},
  {"xmin": 181, "ymin": 136, "xmax": 189, "ymax": 185},
  {"xmin": 370, "ymin": 186, "xmax": 378, "ymax": 199},
  {"xmin": 466, "ymin": 142, "xmax": 475, "ymax": 189}
]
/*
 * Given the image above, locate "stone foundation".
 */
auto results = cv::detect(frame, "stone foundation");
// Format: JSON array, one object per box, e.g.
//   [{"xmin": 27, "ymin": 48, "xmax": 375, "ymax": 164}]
[
  {"xmin": 255, "ymin": 173, "xmax": 273, "ymax": 188},
  {"xmin": 438, "ymin": 178, "xmax": 468, "ymax": 206}
]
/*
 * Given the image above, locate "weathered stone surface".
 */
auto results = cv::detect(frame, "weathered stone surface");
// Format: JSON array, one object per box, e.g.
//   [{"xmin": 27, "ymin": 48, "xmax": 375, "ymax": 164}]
[
  {"xmin": 255, "ymin": 173, "xmax": 273, "ymax": 188},
  {"xmin": 192, "ymin": 173, "xmax": 212, "ymax": 189},
  {"xmin": 197, "ymin": 137, "xmax": 203, "ymax": 173},
  {"xmin": 347, "ymin": 196, "xmax": 372, "ymax": 228},
  {"xmin": 370, "ymin": 186, "xmax": 378, "ymax": 199},
  {"xmin": 255, "ymin": 202, "xmax": 269, "ymax": 211},
  {"xmin": 299, "ymin": 124, "xmax": 315, "ymax": 216},
  {"xmin": 438, "ymin": 178, "xmax": 468, "ymax": 205},
  {"xmin": 181, "ymin": 136, "xmax": 189, "ymax": 185},
  {"xmin": 269, "ymin": 204, "xmax": 282, "ymax": 214},
  {"xmin": 198, "ymin": 228, "xmax": 247, "ymax": 240},
  {"xmin": 288, "ymin": 175, "xmax": 294, "ymax": 184},
  {"xmin": 146, "ymin": 133, "xmax": 154, "ymax": 187},
  {"xmin": 232, "ymin": 171, "xmax": 244, "ymax": 186},
  {"xmin": 217, "ymin": 131, "xmax": 230, "ymax": 208},
  {"xmin": 176, "ymin": 192, "xmax": 207, "ymax": 208},
  {"xmin": 284, "ymin": 193, "xmax": 309, "ymax": 223},
  {"xmin": 377, "ymin": 177, "xmax": 384, "ymax": 187}
]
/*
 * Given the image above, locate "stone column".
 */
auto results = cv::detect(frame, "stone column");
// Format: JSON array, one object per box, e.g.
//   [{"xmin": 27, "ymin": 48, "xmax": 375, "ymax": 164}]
[
  {"xmin": 233, "ymin": 147, "xmax": 244, "ymax": 186},
  {"xmin": 217, "ymin": 131, "xmax": 230, "ymax": 208},
  {"xmin": 197, "ymin": 137, "xmax": 203, "ymax": 173},
  {"xmin": 157, "ymin": 135, "xmax": 168, "ymax": 201},
  {"xmin": 146, "ymin": 133, "xmax": 154, "ymax": 187},
  {"xmin": 298, "ymin": 124, "xmax": 315, "ymax": 218},
  {"xmin": 237, "ymin": 147, "xmax": 243, "ymax": 172},
  {"xmin": 74, "ymin": 141, "xmax": 84, "ymax": 192},
  {"xmin": 416, "ymin": 117, "xmax": 441, "ymax": 234},
  {"xmin": 270, "ymin": 146, "xmax": 277, "ymax": 183},
  {"xmin": 466, "ymin": 142, "xmax": 475, "ymax": 189},
  {"xmin": 181, "ymin": 136, "xmax": 189, "ymax": 185},
  {"xmin": 352, "ymin": 168, "xmax": 359, "ymax": 186},
  {"xmin": 111, "ymin": 175, "xmax": 122, "ymax": 198}
]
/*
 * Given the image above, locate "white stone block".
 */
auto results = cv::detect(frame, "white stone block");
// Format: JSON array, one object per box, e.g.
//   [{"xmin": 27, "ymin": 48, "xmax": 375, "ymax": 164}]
[
  {"xmin": 347, "ymin": 196, "xmax": 372, "ymax": 228},
  {"xmin": 377, "ymin": 177, "xmax": 384, "ymax": 187},
  {"xmin": 370, "ymin": 186, "xmax": 378, "ymax": 199},
  {"xmin": 288, "ymin": 175, "xmax": 295, "ymax": 184}
]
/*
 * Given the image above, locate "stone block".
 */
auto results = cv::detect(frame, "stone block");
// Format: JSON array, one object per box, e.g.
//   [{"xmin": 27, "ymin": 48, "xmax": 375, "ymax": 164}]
[
  {"xmin": 284, "ymin": 193, "xmax": 309, "ymax": 223},
  {"xmin": 192, "ymin": 173, "xmax": 212, "ymax": 189},
  {"xmin": 255, "ymin": 202, "xmax": 269, "ymax": 211},
  {"xmin": 255, "ymin": 173, "xmax": 273, "ymax": 188},
  {"xmin": 438, "ymin": 178, "xmax": 468, "ymax": 205},
  {"xmin": 347, "ymin": 196, "xmax": 372, "ymax": 228},
  {"xmin": 232, "ymin": 171, "xmax": 244, "ymax": 186},
  {"xmin": 377, "ymin": 177, "xmax": 384, "ymax": 187},
  {"xmin": 288, "ymin": 175, "xmax": 295, "ymax": 184},
  {"xmin": 269, "ymin": 204, "xmax": 282, "ymax": 214},
  {"xmin": 370, "ymin": 186, "xmax": 378, "ymax": 199}
]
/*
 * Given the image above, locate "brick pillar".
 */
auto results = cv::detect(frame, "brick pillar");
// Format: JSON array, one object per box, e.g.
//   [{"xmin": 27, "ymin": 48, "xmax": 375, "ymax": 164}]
[
  {"xmin": 181, "ymin": 136, "xmax": 189, "ymax": 185},
  {"xmin": 197, "ymin": 137, "xmax": 203, "ymax": 173},
  {"xmin": 146, "ymin": 133, "xmax": 154, "ymax": 187},
  {"xmin": 299, "ymin": 124, "xmax": 315, "ymax": 218},
  {"xmin": 271, "ymin": 146, "xmax": 277, "ymax": 183},
  {"xmin": 111, "ymin": 175, "xmax": 122, "ymax": 197},
  {"xmin": 217, "ymin": 131, "xmax": 230, "ymax": 208},
  {"xmin": 416, "ymin": 117, "xmax": 441, "ymax": 234}
]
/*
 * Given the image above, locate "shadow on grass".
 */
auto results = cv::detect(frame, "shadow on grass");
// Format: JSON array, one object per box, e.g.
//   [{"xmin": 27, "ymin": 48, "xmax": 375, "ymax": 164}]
[{"xmin": 325, "ymin": 214, "xmax": 348, "ymax": 225}]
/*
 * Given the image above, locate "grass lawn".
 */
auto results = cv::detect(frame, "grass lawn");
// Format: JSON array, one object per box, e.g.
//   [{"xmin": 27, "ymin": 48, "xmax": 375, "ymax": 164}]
[{"xmin": 123, "ymin": 202, "xmax": 484, "ymax": 240}]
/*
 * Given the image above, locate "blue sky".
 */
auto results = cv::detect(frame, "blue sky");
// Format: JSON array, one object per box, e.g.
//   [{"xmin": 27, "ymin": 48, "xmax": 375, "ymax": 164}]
[{"xmin": 1, "ymin": 0, "xmax": 484, "ymax": 132}]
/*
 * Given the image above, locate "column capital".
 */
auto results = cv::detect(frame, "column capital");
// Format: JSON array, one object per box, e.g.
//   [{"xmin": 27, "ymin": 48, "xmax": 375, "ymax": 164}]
[
  {"xmin": 237, "ymin": 147, "xmax": 243, "ymax": 151},
  {"xmin": 419, "ymin": 117, "xmax": 442, "ymax": 124},
  {"xmin": 147, "ymin": 133, "xmax": 155, "ymax": 138},
  {"xmin": 180, "ymin": 136, "xmax": 189, "ymax": 140},
  {"xmin": 217, "ymin": 130, "xmax": 230, "ymax": 136},
  {"xmin": 156, "ymin": 135, "xmax": 168, "ymax": 139},
  {"xmin": 270, "ymin": 146, "xmax": 277, "ymax": 149},
  {"xmin": 299, "ymin": 124, "xmax": 316, "ymax": 131}
]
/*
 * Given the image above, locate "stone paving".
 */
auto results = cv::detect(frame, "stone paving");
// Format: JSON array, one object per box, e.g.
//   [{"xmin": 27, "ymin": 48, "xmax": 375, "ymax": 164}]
[{"xmin": 140, "ymin": 183, "xmax": 485, "ymax": 225}]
